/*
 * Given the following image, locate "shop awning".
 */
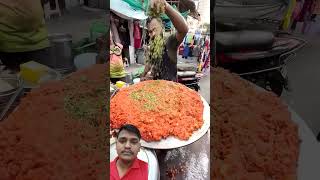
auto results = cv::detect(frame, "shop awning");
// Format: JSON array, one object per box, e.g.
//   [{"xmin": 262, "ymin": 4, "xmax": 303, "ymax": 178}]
[
  {"xmin": 121, "ymin": 0, "xmax": 148, "ymax": 11},
  {"xmin": 110, "ymin": 0, "xmax": 148, "ymax": 20}
]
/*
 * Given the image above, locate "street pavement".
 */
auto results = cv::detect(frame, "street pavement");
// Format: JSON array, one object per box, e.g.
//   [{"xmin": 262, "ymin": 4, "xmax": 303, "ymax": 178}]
[{"xmin": 281, "ymin": 19, "xmax": 320, "ymax": 138}]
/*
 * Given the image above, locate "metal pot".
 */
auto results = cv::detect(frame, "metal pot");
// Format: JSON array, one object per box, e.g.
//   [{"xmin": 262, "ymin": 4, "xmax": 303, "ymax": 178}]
[
  {"xmin": 125, "ymin": 72, "xmax": 133, "ymax": 84},
  {"xmin": 0, "ymin": 76, "xmax": 23, "ymax": 117},
  {"xmin": 48, "ymin": 33, "xmax": 74, "ymax": 70},
  {"xmin": 136, "ymin": 48, "xmax": 145, "ymax": 65}
]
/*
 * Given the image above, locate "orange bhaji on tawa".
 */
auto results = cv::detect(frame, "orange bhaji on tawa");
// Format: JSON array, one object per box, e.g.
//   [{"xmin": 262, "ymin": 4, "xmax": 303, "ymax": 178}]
[{"xmin": 110, "ymin": 80, "xmax": 204, "ymax": 141}]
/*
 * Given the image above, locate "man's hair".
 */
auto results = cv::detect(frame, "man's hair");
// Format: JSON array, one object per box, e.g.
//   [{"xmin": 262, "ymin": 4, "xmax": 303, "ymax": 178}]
[
  {"xmin": 117, "ymin": 124, "xmax": 142, "ymax": 139},
  {"xmin": 147, "ymin": 17, "xmax": 164, "ymax": 29}
]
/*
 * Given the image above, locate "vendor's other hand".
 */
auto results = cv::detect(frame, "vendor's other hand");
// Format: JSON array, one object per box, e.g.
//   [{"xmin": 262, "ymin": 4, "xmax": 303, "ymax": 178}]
[
  {"xmin": 140, "ymin": 77, "xmax": 147, "ymax": 81},
  {"xmin": 141, "ymin": 74, "xmax": 153, "ymax": 81},
  {"xmin": 141, "ymin": 76, "xmax": 151, "ymax": 81}
]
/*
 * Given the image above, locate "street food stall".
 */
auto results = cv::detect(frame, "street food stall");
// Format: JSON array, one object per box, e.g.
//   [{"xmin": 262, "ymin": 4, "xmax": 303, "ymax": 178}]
[{"xmin": 110, "ymin": 0, "xmax": 148, "ymax": 65}]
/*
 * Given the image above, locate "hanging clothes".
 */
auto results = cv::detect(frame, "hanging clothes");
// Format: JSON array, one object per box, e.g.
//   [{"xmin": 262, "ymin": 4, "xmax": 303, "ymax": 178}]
[
  {"xmin": 297, "ymin": 0, "xmax": 315, "ymax": 22},
  {"xmin": 291, "ymin": 0, "xmax": 304, "ymax": 31},
  {"xmin": 313, "ymin": 0, "xmax": 320, "ymax": 14},
  {"xmin": 194, "ymin": 29, "xmax": 201, "ymax": 45},
  {"xmin": 134, "ymin": 21, "xmax": 141, "ymax": 49},
  {"xmin": 296, "ymin": 0, "xmax": 317, "ymax": 33},
  {"xmin": 282, "ymin": 0, "xmax": 296, "ymax": 30},
  {"xmin": 292, "ymin": 0, "xmax": 304, "ymax": 20}
]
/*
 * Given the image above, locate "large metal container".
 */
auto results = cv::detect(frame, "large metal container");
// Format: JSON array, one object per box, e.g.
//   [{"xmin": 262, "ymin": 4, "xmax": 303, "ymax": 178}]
[
  {"xmin": 48, "ymin": 33, "xmax": 74, "ymax": 70},
  {"xmin": 0, "ymin": 76, "xmax": 23, "ymax": 117}
]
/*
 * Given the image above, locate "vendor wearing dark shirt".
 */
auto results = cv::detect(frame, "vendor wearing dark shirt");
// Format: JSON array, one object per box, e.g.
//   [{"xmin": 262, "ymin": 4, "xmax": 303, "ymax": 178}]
[
  {"xmin": 141, "ymin": 0, "xmax": 188, "ymax": 82},
  {"xmin": 110, "ymin": 124, "xmax": 148, "ymax": 180}
]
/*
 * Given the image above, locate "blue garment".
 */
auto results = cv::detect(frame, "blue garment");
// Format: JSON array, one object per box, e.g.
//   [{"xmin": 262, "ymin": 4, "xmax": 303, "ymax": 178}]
[{"xmin": 183, "ymin": 44, "xmax": 190, "ymax": 58}]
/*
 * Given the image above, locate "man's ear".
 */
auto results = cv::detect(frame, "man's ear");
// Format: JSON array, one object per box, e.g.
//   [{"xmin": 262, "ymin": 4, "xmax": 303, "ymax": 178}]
[{"xmin": 138, "ymin": 142, "xmax": 141, "ymax": 151}]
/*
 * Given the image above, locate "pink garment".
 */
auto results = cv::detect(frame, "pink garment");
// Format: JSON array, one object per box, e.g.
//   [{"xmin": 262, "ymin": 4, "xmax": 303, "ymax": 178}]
[
  {"xmin": 297, "ymin": 0, "xmax": 315, "ymax": 22},
  {"xmin": 292, "ymin": 1, "xmax": 304, "ymax": 20},
  {"xmin": 134, "ymin": 38, "xmax": 141, "ymax": 49},
  {"xmin": 134, "ymin": 21, "xmax": 141, "ymax": 49}
]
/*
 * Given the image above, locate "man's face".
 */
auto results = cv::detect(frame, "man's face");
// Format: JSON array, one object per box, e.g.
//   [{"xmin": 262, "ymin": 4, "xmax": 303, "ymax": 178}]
[
  {"xmin": 148, "ymin": 19, "xmax": 162, "ymax": 40},
  {"xmin": 116, "ymin": 130, "xmax": 141, "ymax": 162}
]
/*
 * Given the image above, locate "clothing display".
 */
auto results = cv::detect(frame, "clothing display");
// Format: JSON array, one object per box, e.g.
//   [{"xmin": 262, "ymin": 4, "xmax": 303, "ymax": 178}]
[{"xmin": 134, "ymin": 21, "xmax": 141, "ymax": 49}]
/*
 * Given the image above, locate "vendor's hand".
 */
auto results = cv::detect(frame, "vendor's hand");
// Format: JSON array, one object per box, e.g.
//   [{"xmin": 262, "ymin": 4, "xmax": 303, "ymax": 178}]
[
  {"xmin": 141, "ymin": 76, "xmax": 151, "ymax": 81},
  {"xmin": 141, "ymin": 74, "xmax": 153, "ymax": 81},
  {"xmin": 140, "ymin": 77, "xmax": 147, "ymax": 81},
  {"xmin": 150, "ymin": 0, "xmax": 167, "ymax": 10}
]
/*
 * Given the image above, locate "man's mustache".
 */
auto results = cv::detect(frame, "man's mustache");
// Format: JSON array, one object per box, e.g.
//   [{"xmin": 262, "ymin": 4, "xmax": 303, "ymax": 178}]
[{"xmin": 121, "ymin": 150, "xmax": 133, "ymax": 155}]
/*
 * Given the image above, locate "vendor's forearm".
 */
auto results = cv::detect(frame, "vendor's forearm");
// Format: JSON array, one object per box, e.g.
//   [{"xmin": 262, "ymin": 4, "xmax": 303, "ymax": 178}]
[
  {"xmin": 165, "ymin": 2, "xmax": 188, "ymax": 35},
  {"xmin": 142, "ymin": 64, "xmax": 151, "ymax": 77},
  {"xmin": 141, "ymin": 70, "xmax": 148, "ymax": 77}
]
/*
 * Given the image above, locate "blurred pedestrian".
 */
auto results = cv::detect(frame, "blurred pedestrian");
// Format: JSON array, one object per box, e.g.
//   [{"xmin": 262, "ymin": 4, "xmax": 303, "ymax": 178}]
[
  {"xmin": 182, "ymin": 42, "xmax": 190, "ymax": 59},
  {"xmin": 297, "ymin": 0, "xmax": 316, "ymax": 34},
  {"xmin": 192, "ymin": 45, "xmax": 201, "ymax": 62},
  {"xmin": 291, "ymin": 0, "xmax": 304, "ymax": 32}
]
